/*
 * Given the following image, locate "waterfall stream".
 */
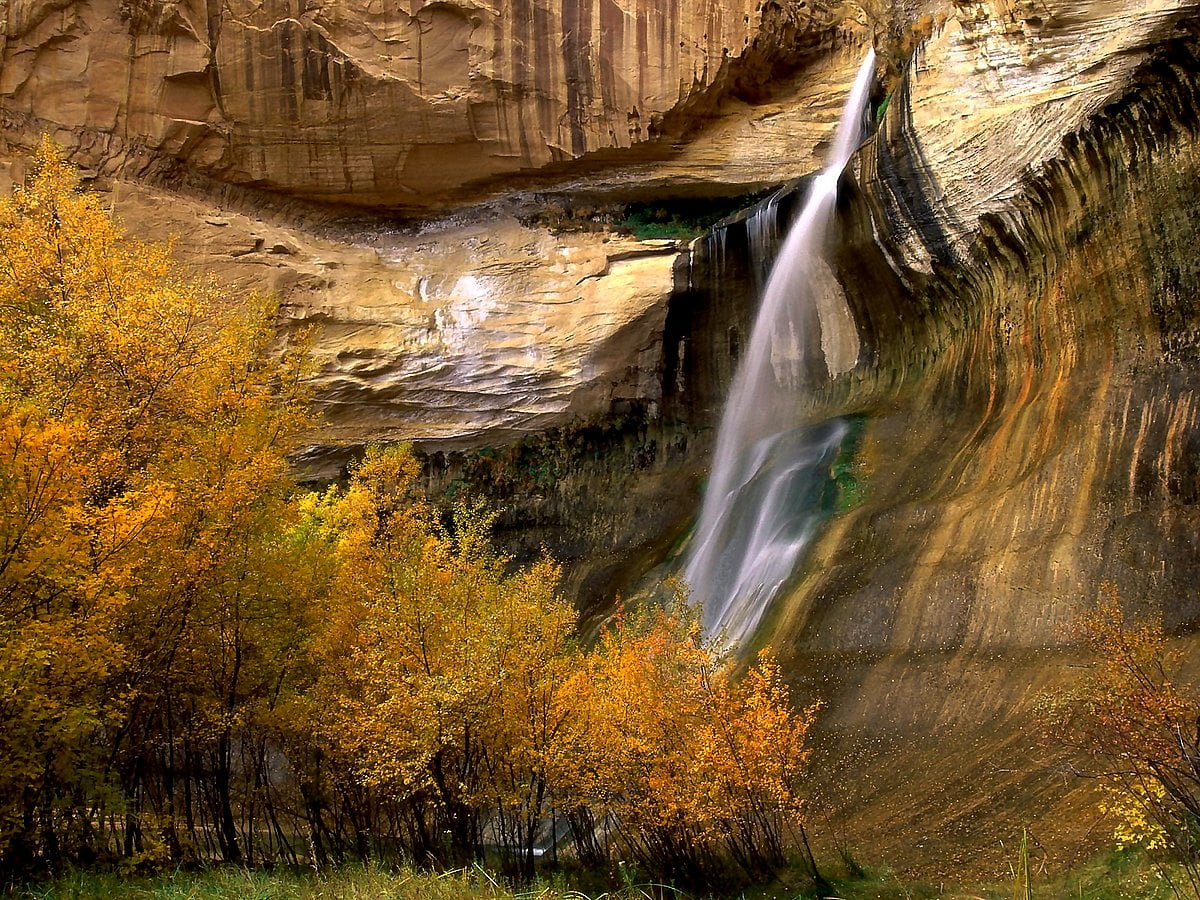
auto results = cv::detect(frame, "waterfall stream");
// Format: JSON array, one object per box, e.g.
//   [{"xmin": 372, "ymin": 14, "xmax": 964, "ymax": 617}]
[{"xmin": 685, "ymin": 49, "xmax": 877, "ymax": 646}]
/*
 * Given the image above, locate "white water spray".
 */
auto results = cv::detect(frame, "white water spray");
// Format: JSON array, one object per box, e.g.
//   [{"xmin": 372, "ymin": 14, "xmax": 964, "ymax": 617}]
[{"xmin": 686, "ymin": 50, "xmax": 877, "ymax": 646}]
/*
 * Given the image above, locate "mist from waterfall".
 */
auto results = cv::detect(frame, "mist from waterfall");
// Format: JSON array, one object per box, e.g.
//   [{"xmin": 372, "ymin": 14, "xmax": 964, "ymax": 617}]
[{"xmin": 685, "ymin": 49, "xmax": 877, "ymax": 647}]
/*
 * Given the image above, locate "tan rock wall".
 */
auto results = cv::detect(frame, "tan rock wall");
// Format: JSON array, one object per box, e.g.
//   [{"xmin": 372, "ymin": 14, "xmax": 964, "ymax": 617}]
[
  {"xmin": 0, "ymin": 0, "xmax": 826, "ymax": 204},
  {"xmin": 99, "ymin": 180, "xmax": 680, "ymax": 471},
  {"xmin": 868, "ymin": 0, "xmax": 1197, "ymax": 268},
  {"xmin": 764, "ymin": 24, "xmax": 1200, "ymax": 654}
]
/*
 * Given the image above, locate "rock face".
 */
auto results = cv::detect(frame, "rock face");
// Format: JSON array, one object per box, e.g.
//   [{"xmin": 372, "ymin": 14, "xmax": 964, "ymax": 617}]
[
  {"xmin": 716, "ymin": 0, "xmax": 1200, "ymax": 656},
  {"xmin": 655, "ymin": 0, "xmax": 1200, "ymax": 653},
  {"xmin": 86, "ymin": 182, "xmax": 680, "ymax": 479},
  {"xmin": 0, "ymin": 0, "xmax": 875, "ymax": 473},
  {"xmin": 870, "ymin": 0, "xmax": 1196, "ymax": 266},
  {"xmin": 639, "ymin": 0, "xmax": 1200, "ymax": 876},
  {"xmin": 0, "ymin": 0, "xmax": 844, "ymax": 206},
  {"xmin": 13, "ymin": 0, "xmax": 1194, "ymax": 671},
  {"xmin": 291, "ymin": 218, "xmax": 679, "ymax": 465}
]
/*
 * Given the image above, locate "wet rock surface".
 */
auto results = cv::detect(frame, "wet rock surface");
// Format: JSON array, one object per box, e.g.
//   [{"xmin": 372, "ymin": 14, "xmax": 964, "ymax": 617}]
[{"xmin": 650, "ymin": 5, "xmax": 1200, "ymax": 877}]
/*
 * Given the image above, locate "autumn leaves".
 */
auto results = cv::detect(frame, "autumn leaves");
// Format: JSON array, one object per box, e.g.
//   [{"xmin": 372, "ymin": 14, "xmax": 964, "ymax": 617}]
[
  {"xmin": 0, "ymin": 140, "xmax": 310, "ymax": 872},
  {"xmin": 1041, "ymin": 594, "xmax": 1200, "ymax": 894},
  {"xmin": 551, "ymin": 603, "xmax": 820, "ymax": 884},
  {"xmin": 280, "ymin": 447, "xmax": 821, "ymax": 885},
  {"xmin": 0, "ymin": 144, "xmax": 821, "ymax": 886}
]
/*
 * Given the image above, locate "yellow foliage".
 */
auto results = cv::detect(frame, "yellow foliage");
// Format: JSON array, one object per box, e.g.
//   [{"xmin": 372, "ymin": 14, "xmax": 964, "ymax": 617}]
[
  {"xmin": 0, "ymin": 139, "xmax": 312, "ymax": 870},
  {"xmin": 551, "ymin": 594, "xmax": 818, "ymax": 882},
  {"xmin": 1045, "ymin": 589, "xmax": 1200, "ymax": 885},
  {"xmin": 0, "ymin": 142, "xmax": 824, "ymax": 885},
  {"xmin": 303, "ymin": 455, "xmax": 820, "ymax": 883},
  {"xmin": 1100, "ymin": 778, "xmax": 1169, "ymax": 851},
  {"xmin": 302, "ymin": 445, "xmax": 576, "ymax": 874}
]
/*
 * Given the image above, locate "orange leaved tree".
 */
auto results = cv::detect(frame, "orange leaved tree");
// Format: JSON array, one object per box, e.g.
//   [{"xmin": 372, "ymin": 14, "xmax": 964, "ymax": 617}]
[
  {"xmin": 303, "ymin": 445, "xmax": 579, "ymax": 878},
  {"xmin": 1044, "ymin": 592, "xmax": 1200, "ymax": 897},
  {"xmin": 550, "ymin": 595, "xmax": 822, "ymax": 887},
  {"xmin": 0, "ymin": 139, "xmax": 311, "ymax": 872}
]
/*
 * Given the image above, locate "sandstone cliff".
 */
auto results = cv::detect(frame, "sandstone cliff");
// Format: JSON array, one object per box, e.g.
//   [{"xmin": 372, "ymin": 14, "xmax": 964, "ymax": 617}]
[
  {"xmin": 762, "ymin": 0, "xmax": 1200, "ymax": 654},
  {"xmin": 0, "ymin": 0, "xmax": 849, "ymax": 206},
  {"xmin": 654, "ymin": 0, "xmax": 1200, "ymax": 876},
  {"xmin": 0, "ymin": 0, "xmax": 872, "ymax": 476}
]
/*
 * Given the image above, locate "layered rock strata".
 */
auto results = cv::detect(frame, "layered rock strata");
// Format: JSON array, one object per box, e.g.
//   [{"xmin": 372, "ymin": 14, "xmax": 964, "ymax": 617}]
[
  {"xmin": 58, "ymin": 182, "xmax": 680, "ymax": 480},
  {"xmin": 0, "ymin": 0, "xmax": 852, "ymax": 206},
  {"xmin": 656, "ymin": 0, "xmax": 1200, "ymax": 655},
  {"xmin": 643, "ymin": 2, "xmax": 1200, "ymax": 877},
  {"xmin": 771, "ymin": 16, "xmax": 1200, "ymax": 656}
]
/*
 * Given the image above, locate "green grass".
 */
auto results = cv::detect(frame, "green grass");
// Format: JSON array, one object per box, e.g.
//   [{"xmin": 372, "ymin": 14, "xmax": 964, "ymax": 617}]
[
  {"xmin": 1033, "ymin": 848, "xmax": 1185, "ymax": 899},
  {"xmin": 808, "ymin": 849, "xmax": 1190, "ymax": 899},
  {"xmin": 17, "ymin": 851, "xmax": 1198, "ymax": 900},
  {"xmin": 20, "ymin": 864, "xmax": 694, "ymax": 900},
  {"xmin": 22, "ymin": 865, "xmax": 531, "ymax": 900}
]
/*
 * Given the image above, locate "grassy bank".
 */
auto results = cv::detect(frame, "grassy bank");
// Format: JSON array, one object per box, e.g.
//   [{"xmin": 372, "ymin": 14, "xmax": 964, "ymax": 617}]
[
  {"xmin": 14, "ymin": 850, "xmax": 1191, "ymax": 900},
  {"xmin": 22, "ymin": 865, "xmax": 676, "ymax": 900}
]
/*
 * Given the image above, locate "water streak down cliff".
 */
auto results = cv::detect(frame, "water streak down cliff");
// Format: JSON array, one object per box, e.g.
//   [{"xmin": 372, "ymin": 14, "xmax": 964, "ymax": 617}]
[
  {"xmin": 687, "ymin": 51, "xmax": 875, "ymax": 645},
  {"xmin": 651, "ymin": 6, "xmax": 1200, "ymax": 873}
]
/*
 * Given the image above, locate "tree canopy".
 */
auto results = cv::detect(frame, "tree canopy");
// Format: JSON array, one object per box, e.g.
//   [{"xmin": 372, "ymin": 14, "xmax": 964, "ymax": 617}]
[{"xmin": 0, "ymin": 142, "xmax": 821, "ymax": 889}]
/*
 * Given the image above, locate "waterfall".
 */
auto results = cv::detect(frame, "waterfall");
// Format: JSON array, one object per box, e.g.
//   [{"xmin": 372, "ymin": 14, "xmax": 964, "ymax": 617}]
[{"xmin": 686, "ymin": 50, "xmax": 877, "ymax": 646}]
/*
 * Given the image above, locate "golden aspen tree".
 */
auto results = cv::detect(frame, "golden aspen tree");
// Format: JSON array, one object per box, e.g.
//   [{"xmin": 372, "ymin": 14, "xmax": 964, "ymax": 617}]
[
  {"xmin": 1044, "ymin": 592, "xmax": 1200, "ymax": 896},
  {"xmin": 0, "ymin": 140, "xmax": 310, "ymax": 871},
  {"xmin": 306, "ymin": 445, "xmax": 578, "ymax": 875},
  {"xmin": 550, "ymin": 596, "xmax": 820, "ymax": 886}
]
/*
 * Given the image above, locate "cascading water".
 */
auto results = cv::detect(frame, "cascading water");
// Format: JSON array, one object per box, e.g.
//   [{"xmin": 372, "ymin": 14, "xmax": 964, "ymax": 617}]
[
  {"xmin": 746, "ymin": 193, "xmax": 782, "ymax": 287},
  {"xmin": 686, "ymin": 49, "xmax": 877, "ymax": 646}
]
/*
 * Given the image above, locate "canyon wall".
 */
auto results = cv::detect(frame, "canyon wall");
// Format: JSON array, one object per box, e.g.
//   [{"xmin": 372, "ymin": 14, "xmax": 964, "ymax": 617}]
[
  {"xmin": 3, "ymin": 0, "xmax": 1193, "ymax": 690},
  {"xmin": 653, "ymin": 0, "xmax": 1200, "ymax": 876},
  {"xmin": 0, "ymin": 0, "xmax": 851, "ymax": 206},
  {"xmin": 765, "ymin": 0, "xmax": 1200, "ymax": 656}
]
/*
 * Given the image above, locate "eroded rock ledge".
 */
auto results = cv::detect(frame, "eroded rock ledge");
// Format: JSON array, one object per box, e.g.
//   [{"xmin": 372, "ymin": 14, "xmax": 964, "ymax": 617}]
[{"xmin": 0, "ymin": 0, "xmax": 858, "ymax": 207}]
